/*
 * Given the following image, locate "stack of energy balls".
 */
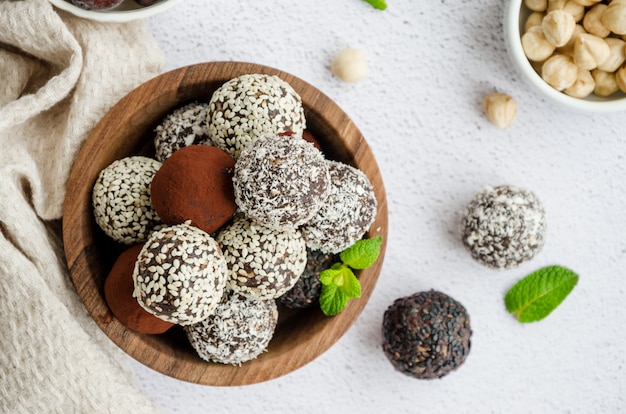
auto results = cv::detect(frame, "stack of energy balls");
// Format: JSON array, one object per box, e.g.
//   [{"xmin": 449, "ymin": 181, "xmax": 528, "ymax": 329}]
[{"xmin": 93, "ymin": 74, "xmax": 377, "ymax": 366}]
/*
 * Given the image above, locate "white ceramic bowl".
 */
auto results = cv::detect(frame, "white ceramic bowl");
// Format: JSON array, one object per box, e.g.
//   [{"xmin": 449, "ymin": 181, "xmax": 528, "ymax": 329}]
[
  {"xmin": 49, "ymin": 0, "xmax": 183, "ymax": 22},
  {"xmin": 504, "ymin": 0, "xmax": 626, "ymax": 112}
]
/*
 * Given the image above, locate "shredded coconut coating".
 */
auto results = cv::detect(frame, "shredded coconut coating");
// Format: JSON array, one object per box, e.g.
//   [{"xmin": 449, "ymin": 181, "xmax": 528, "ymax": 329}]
[
  {"xmin": 216, "ymin": 214, "xmax": 307, "ymax": 300},
  {"xmin": 184, "ymin": 291, "xmax": 278, "ymax": 366},
  {"xmin": 301, "ymin": 160, "xmax": 377, "ymax": 254},
  {"xmin": 92, "ymin": 156, "xmax": 163, "ymax": 245},
  {"xmin": 461, "ymin": 185, "xmax": 546, "ymax": 269},
  {"xmin": 208, "ymin": 74, "xmax": 306, "ymax": 159},
  {"xmin": 132, "ymin": 222, "xmax": 228, "ymax": 325},
  {"xmin": 233, "ymin": 134, "xmax": 331, "ymax": 230},
  {"xmin": 154, "ymin": 102, "xmax": 212, "ymax": 162}
]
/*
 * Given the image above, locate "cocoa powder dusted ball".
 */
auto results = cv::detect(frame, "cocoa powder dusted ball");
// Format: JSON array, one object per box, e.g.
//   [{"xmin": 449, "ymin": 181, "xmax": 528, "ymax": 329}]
[
  {"xmin": 132, "ymin": 222, "xmax": 228, "ymax": 325},
  {"xmin": 216, "ymin": 214, "xmax": 307, "ymax": 300},
  {"xmin": 461, "ymin": 185, "xmax": 546, "ymax": 269},
  {"xmin": 184, "ymin": 291, "xmax": 278, "ymax": 366},
  {"xmin": 301, "ymin": 160, "xmax": 377, "ymax": 254},
  {"xmin": 382, "ymin": 290, "xmax": 472, "ymax": 380},
  {"xmin": 207, "ymin": 74, "xmax": 306, "ymax": 159},
  {"xmin": 233, "ymin": 134, "xmax": 331, "ymax": 230},
  {"xmin": 150, "ymin": 145, "xmax": 237, "ymax": 235},
  {"xmin": 104, "ymin": 244, "xmax": 174, "ymax": 334},
  {"xmin": 92, "ymin": 156, "xmax": 163, "ymax": 245},
  {"xmin": 154, "ymin": 102, "xmax": 212, "ymax": 162}
]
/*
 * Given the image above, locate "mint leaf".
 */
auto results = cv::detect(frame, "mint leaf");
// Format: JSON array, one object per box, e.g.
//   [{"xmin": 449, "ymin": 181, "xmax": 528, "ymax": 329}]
[
  {"xmin": 362, "ymin": 0, "xmax": 387, "ymax": 10},
  {"xmin": 319, "ymin": 266, "xmax": 361, "ymax": 316},
  {"xmin": 320, "ymin": 284, "xmax": 349, "ymax": 316},
  {"xmin": 505, "ymin": 265, "xmax": 579, "ymax": 323},
  {"xmin": 340, "ymin": 236, "xmax": 382, "ymax": 270}
]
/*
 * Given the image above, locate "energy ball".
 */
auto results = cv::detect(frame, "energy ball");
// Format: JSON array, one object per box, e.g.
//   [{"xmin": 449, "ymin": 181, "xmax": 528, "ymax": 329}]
[
  {"xmin": 216, "ymin": 214, "xmax": 307, "ymax": 300},
  {"xmin": 150, "ymin": 145, "xmax": 237, "ymax": 235},
  {"xmin": 92, "ymin": 156, "xmax": 163, "ymax": 245},
  {"xmin": 461, "ymin": 185, "xmax": 546, "ymax": 269},
  {"xmin": 301, "ymin": 160, "xmax": 377, "ymax": 254},
  {"xmin": 133, "ymin": 222, "xmax": 228, "ymax": 325},
  {"xmin": 233, "ymin": 134, "xmax": 331, "ymax": 230},
  {"xmin": 382, "ymin": 290, "xmax": 472, "ymax": 380},
  {"xmin": 154, "ymin": 102, "xmax": 212, "ymax": 162},
  {"xmin": 277, "ymin": 248, "xmax": 338, "ymax": 309},
  {"xmin": 208, "ymin": 74, "xmax": 306, "ymax": 159},
  {"xmin": 184, "ymin": 291, "xmax": 278, "ymax": 366},
  {"xmin": 104, "ymin": 244, "xmax": 174, "ymax": 334}
]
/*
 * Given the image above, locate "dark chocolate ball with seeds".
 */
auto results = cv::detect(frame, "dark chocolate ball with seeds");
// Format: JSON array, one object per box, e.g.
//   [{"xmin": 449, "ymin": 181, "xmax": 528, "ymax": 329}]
[
  {"xmin": 461, "ymin": 185, "xmax": 546, "ymax": 269},
  {"xmin": 382, "ymin": 290, "xmax": 471, "ymax": 380},
  {"xmin": 184, "ymin": 291, "xmax": 278, "ymax": 366},
  {"xmin": 154, "ymin": 102, "xmax": 212, "ymax": 162},
  {"xmin": 92, "ymin": 156, "xmax": 163, "ymax": 245},
  {"xmin": 132, "ymin": 222, "xmax": 228, "ymax": 325},
  {"xmin": 278, "ymin": 248, "xmax": 339, "ymax": 309},
  {"xmin": 207, "ymin": 73, "xmax": 306, "ymax": 159}
]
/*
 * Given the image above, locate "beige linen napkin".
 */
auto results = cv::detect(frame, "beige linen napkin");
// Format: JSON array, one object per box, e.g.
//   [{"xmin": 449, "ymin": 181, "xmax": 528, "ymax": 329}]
[{"xmin": 0, "ymin": 1, "xmax": 165, "ymax": 412}]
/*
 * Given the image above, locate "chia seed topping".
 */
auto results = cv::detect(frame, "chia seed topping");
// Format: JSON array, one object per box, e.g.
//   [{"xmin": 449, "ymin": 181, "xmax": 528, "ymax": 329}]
[
  {"xmin": 154, "ymin": 102, "xmax": 212, "ymax": 162},
  {"xmin": 461, "ymin": 185, "xmax": 546, "ymax": 269},
  {"xmin": 216, "ymin": 214, "xmax": 307, "ymax": 300},
  {"xmin": 132, "ymin": 222, "xmax": 228, "ymax": 325},
  {"xmin": 92, "ymin": 156, "xmax": 163, "ymax": 245},
  {"xmin": 233, "ymin": 134, "xmax": 331, "ymax": 230},
  {"xmin": 382, "ymin": 290, "xmax": 472, "ymax": 380},
  {"xmin": 207, "ymin": 74, "xmax": 306, "ymax": 159},
  {"xmin": 184, "ymin": 291, "xmax": 278, "ymax": 366},
  {"xmin": 301, "ymin": 160, "xmax": 377, "ymax": 254}
]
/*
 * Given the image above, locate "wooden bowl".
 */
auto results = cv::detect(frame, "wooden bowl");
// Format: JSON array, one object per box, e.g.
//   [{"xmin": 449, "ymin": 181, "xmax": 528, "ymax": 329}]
[{"xmin": 62, "ymin": 62, "xmax": 388, "ymax": 386}]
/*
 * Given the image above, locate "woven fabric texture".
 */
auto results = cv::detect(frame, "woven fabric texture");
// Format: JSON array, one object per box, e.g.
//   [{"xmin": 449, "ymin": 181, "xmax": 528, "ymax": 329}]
[{"xmin": 0, "ymin": 1, "xmax": 164, "ymax": 412}]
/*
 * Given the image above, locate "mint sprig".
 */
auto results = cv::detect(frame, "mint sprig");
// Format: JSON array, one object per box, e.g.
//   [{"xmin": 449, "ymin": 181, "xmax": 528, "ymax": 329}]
[
  {"xmin": 362, "ymin": 0, "xmax": 387, "ymax": 10},
  {"xmin": 319, "ymin": 236, "xmax": 383, "ymax": 316},
  {"xmin": 505, "ymin": 265, "xmax": 579, "ymax": 323}
]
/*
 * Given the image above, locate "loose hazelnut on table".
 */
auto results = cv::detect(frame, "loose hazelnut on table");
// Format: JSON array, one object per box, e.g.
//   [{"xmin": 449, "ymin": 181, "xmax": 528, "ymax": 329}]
[
  {"xmin": 482, "ymin": 93, "xmax": 517, "ymax": 129},
  {"xmin": 331, "ymin": 48, "xmax": 368, "ymax": 83}
]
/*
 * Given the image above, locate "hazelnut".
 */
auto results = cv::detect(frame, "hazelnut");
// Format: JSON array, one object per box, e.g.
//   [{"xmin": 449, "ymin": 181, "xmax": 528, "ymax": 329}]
[
  {"xmin": 522, "ymin": 27, "xmax": 557, "ymax": 61},
  {"xmin": 573, "ymin": 34, "xmax": 610, "ymax": 70},
  {"xmin": 564, "ymin": 68, "xmax": 596, "ymax": 97},
  {"xmin": 583, "ymin": 4, "xmax": 611, "ymax": 38},
  {"xmin": 570, "ymin": 0, "xmax": 601, "ymax": 5},
  {"xmin": 616, "ymin": 64, "xmax": 626, "ymax": 92},
  {"xmin": 556, "ymin": 24, "xmax": 587, "ymax": 56},
  {"xmin": 591, "ymin": 69, "xmax": 620, "ymax": 96},
  {"xmin": 331, "ymin": 48, "xmax": 368, "ymax": 83},
  {"xmin": 547, "ymin": 0, "xmax": 567, "ymax": 11},
  {"xmin": 542, "ymin": 10, "xmax": 576, "ymax": 47},
  {"xmin": 596, "ymin": 37, "xmax": 626, "ymax": 72},
  {"xmin": 525, "ymin": 12, "xmax": 546, "ymax": 32},
  {"xmin": 542, "ymin": 54, "xmax": 579, "ymax": 90},
  {"xmin": 525, "ymin": 0, "xmax": 548, "ymax": 12},
  {"xmin": 601, "ymin": 1, "xmax": 626, "ymax": 35},
  {"xmin": 483, "ymin": 93, "xmax": 517, "ymax": 129},
  {"xmin": 563, "ymin": 1, "xmax": 585, "ymax": 22}
]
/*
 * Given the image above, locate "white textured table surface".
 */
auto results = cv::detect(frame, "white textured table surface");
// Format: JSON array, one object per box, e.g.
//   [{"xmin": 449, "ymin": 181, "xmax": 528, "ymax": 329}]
[{"xmin": 134, "ymin": 1, "xmax": 626, "ymax": 413}]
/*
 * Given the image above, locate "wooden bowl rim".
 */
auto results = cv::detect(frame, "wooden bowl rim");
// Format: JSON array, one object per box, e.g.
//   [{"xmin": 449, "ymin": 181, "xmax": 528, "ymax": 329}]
[{"xmin": 62, "ymin": 61, "xmax": 388, "ymax": 386}]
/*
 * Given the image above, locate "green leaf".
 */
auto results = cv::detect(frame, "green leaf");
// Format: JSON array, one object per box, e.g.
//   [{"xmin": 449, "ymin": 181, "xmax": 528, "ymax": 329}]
[
  {"xmin": 318, "ymin": 267, "xmax": 361, "ymax": 316},
  {"xmin": 505, "ymin": 265, "xmax": 579, "ymax": 323},
  {"xmin": 362, "ymin": 0, "xmax": 387, "ymax": 10},
  {"xmin": 340, "ymin": 236, "xmax": 382, "ymax": 270},
  {"xmin": 320, "ymin": 284, "xmax": 349, "ymax": 316},
  {"xmin": 319, "ymin": 265, "xmax": 345, "ymax": 286}
]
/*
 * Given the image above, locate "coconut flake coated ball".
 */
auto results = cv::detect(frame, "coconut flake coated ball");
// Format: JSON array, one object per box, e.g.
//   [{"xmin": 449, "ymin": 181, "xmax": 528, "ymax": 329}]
[
  {"xmin": 216, "ymin": 214, "xmax": 307, "ymax": 300},
  {"xmin": 233, "ymin": 134, "xmax": 331, "ymax": 230},
  {"xmin": 461, "ymin": 185, "xmax": 546, "ymax": 269},
  {"xmin": 208, "ymin": 74, "xmax": 306, "ymax": 159},
  {"xmin": 184, "ymin": 291, "xmax": 278, "ymax": 366},
  {"xmin": 92, "ymin": 156, "xmax": 163, "ymax": 245},
  {"xmin": 382, "ymin": 290, "xmax": 472, "ymax": 380},
  {"xmin": 154, "ymin": 102, "xmax": 212, "ymax": 162},
  {"xmin": 132, "ymin": 223, "xmax": 228, "ymax": 325}
]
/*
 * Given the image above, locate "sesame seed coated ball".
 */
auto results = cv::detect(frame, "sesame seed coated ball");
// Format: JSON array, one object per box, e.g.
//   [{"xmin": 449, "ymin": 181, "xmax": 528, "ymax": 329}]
[
  {"xmin": 216, "ymin": 214, "xmax": 307, "ymax": 300},
  {"xmin": 132, "ymin": 222, "xmax": 228, "ymax": 325},
  {"xmin": 382, "ymin": 290, "xmax": 472, "ymax": 380},
  {"xmin": 154, "ymin": 102, "xmax": 212, "ymax": 162},
  {"xmin": 301, "ymin": 160, "xmax": 377, "ymax": 254},
  {"xmin": 461, "ymin": 185, "xmax": 546, "ymax": 269},
  {"xmin": 184, "ymin": 291, "xmax": 278, "ymax": 366},
  {"xmin": 233, "ymin": 134, "xmax": 331, "ymax": 231},
  {"xmin": 207, "ymin": 74, "xmax": 306, "ymax": 159},
  {"xmin": 92, "ymin": 156, "xmax": 163, "ymax": 245}
]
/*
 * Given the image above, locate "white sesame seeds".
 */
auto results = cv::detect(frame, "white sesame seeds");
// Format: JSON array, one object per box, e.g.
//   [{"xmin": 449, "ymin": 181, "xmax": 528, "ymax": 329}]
[
  {"xmin": 92, "ymin": 156, "xmax": 163, "ymax": 245},
  {"xmin": 208, "ymin": 74, "xmax": 306, "ymax": 159},
  {"xmin": 154, "ymin": 102, "xmax": 212, "ymax": 162},
  {"xmin": 132, "ymin": 222, "xmax": 228, "ymax": 325}
]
